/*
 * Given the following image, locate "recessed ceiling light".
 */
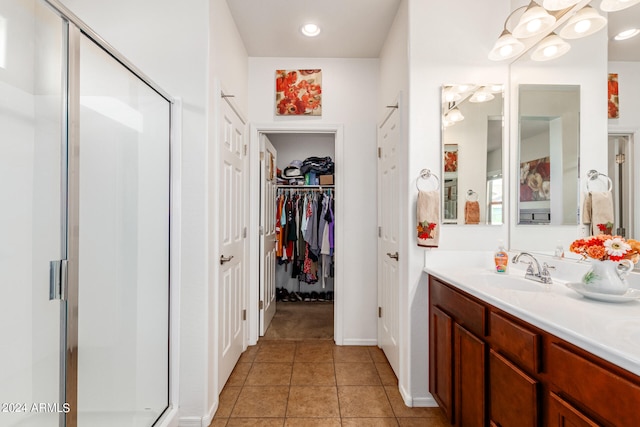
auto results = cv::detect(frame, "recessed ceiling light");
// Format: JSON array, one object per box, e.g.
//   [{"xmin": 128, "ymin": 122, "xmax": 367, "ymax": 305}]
[
  {"xmin": 301, "ymin": 23, "xmax": 321, "ymax": 37},
  {"xmin": 614, "ymin": 28, "xmax": 640, "ymax": 41}
]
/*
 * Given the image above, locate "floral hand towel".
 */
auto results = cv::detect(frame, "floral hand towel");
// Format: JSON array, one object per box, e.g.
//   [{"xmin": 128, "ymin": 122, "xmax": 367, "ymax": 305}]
[{"xmin": 417, "ymin": 190, "xmax": 440, "ymax": 248}]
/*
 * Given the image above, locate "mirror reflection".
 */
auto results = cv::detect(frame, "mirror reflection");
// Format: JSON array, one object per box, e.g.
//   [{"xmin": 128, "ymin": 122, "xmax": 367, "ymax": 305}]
[
  {"xmin": 441, "ymin": 84, "xmax": 504, "ymax": 225},
  {"xmin": 518, "ymin": 84, "xmax": 579, "ymax": 225}
]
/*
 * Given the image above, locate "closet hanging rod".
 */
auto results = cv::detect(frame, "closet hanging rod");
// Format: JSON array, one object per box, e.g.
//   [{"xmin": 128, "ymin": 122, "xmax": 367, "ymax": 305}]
[{"xmin": 277, "ymin": 185, "xmax": 334, "ymax": 191}]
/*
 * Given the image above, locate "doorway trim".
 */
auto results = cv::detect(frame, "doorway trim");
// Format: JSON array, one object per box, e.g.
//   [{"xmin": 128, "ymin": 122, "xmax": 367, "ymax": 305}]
[{"xmin": 248, "ymin": 123, "xmax": 344, "ymax": 345}]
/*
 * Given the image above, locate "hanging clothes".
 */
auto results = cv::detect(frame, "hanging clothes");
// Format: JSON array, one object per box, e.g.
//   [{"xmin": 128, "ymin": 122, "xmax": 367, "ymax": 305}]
[{"xmin": 275, "ymin": 187, "xmax": 335, "ymax": 287}]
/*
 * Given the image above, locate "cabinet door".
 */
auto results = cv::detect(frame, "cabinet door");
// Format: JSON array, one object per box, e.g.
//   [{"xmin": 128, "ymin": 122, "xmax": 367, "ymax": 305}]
[
  {"xmin": 489, "ymin": 350, "xmax": 539, "ymax": 427},
  {"xmin": 548, "ymin": 392, "xmax": 600, "ymax": 427},
  {"xmin": 430, "ymin": 306, "xmax": 454, "ymax": 422},
  {"xmin": 455, "ymin": 324, "xmax": 486, "ymax": 427}
]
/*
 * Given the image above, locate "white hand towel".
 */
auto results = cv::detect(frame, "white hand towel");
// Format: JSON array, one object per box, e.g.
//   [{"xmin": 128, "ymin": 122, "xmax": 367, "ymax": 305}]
[
  {"xmin": 417, "ymin": 190, "xmax": 440, "ymax": 247},
  {"xmin": 582, "ymin": 191, "xmax": 614, "ymax": 235}
]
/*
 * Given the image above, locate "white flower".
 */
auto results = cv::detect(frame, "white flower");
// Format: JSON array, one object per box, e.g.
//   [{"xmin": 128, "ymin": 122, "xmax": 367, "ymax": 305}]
[{"xmin": 604, "ymin": 237, "xmax": 631, "ymax": 257}]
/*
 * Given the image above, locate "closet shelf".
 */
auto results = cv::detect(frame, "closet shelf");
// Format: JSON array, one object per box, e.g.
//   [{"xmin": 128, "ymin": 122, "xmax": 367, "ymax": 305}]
[{"xmin": 277, "ymin": 184, "xmax": 335, "ymax": 189}]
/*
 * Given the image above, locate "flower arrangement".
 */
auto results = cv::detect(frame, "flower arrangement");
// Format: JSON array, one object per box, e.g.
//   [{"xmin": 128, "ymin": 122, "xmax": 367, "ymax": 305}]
[
  {"xmin": 417, "ymin": 221, "xmax": 437, "ymax": 240},
  {"xmin": 569, "ymin": 234, "xmax": 640, "ymax": 263}
]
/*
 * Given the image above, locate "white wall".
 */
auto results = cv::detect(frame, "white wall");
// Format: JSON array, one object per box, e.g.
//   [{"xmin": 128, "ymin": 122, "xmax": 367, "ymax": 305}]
[
  {"xmin": 249, "ymin": 57, "xmax": 379, "ymax": 344},
  {"xmin": 268, "ymin": 133, "xmax": 335, "ymax": 171},
  {"xmin": 406, "ymin": 0, "xmax": 510, "ymax": 405},
  {"xmin": 210, "ymin": 0, "xmax": 249, "ymax": 114}
]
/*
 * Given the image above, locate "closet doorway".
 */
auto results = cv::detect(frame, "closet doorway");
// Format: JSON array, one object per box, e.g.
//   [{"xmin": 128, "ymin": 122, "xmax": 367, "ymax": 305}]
[
  {"xmin": 249, "ymin": 125, "xmax": 344, "ymax": 345},
  {"xmin": 608, "ymin": 133, "xmax": 635, "ymax": 239}
]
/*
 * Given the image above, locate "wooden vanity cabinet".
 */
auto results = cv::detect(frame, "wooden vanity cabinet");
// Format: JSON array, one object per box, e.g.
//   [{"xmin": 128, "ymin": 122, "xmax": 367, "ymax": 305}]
[
  {"xmin": 430, "ymin": 277, "xmax": 487, "ymax": 426},
  {"xmin": 429, "ymin": 275, "xmax": 640, "ymax": 427}
]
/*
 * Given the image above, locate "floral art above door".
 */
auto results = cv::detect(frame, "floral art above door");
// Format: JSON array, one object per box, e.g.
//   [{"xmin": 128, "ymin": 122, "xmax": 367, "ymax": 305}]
[{"xmin": 275, "ymin": 69, "xmax": 322, "ymax": 116}]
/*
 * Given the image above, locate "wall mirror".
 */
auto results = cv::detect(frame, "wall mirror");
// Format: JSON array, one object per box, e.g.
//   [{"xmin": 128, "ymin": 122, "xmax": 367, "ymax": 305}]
[
  {"xmin": 518, "ymin": 84, "xmax": 580, "ymax": 226},
  {"xmin": 441, "ymin": 84, "xmax": 504, "ymax": 225}
]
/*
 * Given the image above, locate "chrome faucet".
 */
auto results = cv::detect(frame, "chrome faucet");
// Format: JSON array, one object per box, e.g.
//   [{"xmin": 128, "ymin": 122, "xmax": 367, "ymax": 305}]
[{"xmin": 512, "ymin": 252, "xmax": 554, "ymax": 284}]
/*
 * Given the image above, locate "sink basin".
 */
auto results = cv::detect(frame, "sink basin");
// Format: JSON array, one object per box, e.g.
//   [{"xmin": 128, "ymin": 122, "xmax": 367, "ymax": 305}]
[{"xmin": 480, "ymin": 272, "xmax": 548, "ymax": 292}]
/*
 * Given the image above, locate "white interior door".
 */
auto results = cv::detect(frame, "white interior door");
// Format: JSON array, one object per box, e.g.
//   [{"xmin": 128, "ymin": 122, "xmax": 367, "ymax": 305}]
[
  {"xmin": 218, "ymin": 99, "xmax": 247, "ymax": 392},
  {"xmin": 259, "ymin": 135, "xmax": 278, "ymax": 335},
  {"xmin": 377, "ymin": 105, "xmax": 400, "ymax": 376}
]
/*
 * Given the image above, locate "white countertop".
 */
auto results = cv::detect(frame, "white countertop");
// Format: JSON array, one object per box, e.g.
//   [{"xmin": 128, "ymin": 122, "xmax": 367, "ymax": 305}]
[{"xmin": 423, "ymin": 251, "xmax": 640, "ymax": 377}]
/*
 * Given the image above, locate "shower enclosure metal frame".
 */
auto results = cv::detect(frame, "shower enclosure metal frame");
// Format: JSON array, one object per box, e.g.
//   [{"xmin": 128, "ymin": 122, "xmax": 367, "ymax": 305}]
[{"xmin": 43, "ymin": 1, "xmax": 174, "ymax": 426}]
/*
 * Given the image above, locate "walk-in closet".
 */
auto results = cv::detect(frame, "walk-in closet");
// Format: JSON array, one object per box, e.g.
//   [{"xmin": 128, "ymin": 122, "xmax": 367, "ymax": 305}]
[{"xmin": 260, "ymin": 132, "xmax": 336, "ymax": 340}]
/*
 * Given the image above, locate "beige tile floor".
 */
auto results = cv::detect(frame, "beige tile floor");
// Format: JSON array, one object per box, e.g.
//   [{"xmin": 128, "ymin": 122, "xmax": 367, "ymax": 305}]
[{"xmin": 211, "ymin": 340, "xmax": 449, "ymax": 426}]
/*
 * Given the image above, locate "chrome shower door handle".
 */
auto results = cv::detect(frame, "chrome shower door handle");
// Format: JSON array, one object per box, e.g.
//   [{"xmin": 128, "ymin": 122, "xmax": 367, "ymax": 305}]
[
  {"xmin": 387, "ymin": 252, "xmax": 399, "ymax": 261},
  {"xmin": 220, "ymin": 255, "xmax": 234, "ymax": 265}
]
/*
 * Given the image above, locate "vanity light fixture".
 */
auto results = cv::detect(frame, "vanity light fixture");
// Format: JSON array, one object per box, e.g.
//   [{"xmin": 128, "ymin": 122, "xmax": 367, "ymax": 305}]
[
  {"xmin": 614, "ymin": 28, "xmax": 640, "ymax": 40},
  {"xmin": 469, "ymin": 88, "xmax": 495, "ymax": 103},
  {"xmin": 559, "ymin": 6, "xmax": 607, "ymax": 39},
  {"xmin": 442, "ymin": 116, "xmax": 455, "ymax": 128},
  {"xmin": 489, "ymin": 29, "xmax": 526, "ymax": 60},
  {"xmin": 447, "ymin": 108, "xmax": 464, "ymax": 123},
  {"xmin": 600, "ymin": 0, "xmax": 640, "ymax": 12},
  {"xmin": 490, "ymin": 1, "xmax": 607, "ymax": 62},
  {"xmin": 300, "ymin": 23, "xmax": 321, "ymax": 37},
  {"xmin": 512, "ymin": 1, "xmax": 556, "ymax": 38},
  {"xmin": 531, "ymin": 32, "xmax": 571, "ymax": 61},
  {"xmin": 443, "ymin": 89, "xmax": 462, "ymax": 103}
]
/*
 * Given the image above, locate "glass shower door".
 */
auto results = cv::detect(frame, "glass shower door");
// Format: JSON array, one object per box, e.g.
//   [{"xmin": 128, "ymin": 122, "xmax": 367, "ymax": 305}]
[
  {"xmin": 0, "ymin": 1, "xmax": 66, "ymax": 426},
  {"xmin": 76, "ymin": 34, "xmax": 170, "ymax": 427}
]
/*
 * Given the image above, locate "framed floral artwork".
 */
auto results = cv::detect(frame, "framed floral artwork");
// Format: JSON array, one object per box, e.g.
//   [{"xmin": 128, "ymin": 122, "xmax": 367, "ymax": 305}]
[
  {"xmin": 443, "ymin": 145, "xmax": 458, "ymax": 173},
  {"xmin": 608, "ymin": 73, "xmax": 619, "ymax": 119},
  {"xmin": 275, "ymin": 69, "xmax": 322, "ymax": 116},
  {"xmin": 520, "ymin": 156, "xmax": 550, "ymax": 202}
]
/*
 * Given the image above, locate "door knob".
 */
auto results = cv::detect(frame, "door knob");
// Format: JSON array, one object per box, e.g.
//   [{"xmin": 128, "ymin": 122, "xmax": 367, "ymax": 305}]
[
  {"xmin": 220, "ymin": 255, "xmax": 234, "ymax": 265},
  {"xmin": 386, "ymin": 252, "xmax": 399, "ymax": 260}
]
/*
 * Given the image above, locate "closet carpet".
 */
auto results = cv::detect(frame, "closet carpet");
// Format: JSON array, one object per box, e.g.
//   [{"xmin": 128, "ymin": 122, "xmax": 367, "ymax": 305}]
[
  {"xmin": 263, "ymin": 302, "xmax": 334, "ymax": 340},
  {"xmin": 210, "ymin": 341, "xmax": 449, "ymax": 427}
]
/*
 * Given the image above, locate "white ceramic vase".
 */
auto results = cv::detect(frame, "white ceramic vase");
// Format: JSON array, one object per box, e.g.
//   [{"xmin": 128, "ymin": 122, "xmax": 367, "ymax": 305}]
[{"xmin": 581, "ymin": 259, "xmax": 634, "ymax": 295}]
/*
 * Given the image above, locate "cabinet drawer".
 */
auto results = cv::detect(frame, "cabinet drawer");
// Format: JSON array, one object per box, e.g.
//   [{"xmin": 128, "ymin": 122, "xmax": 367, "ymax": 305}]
[
  {"xmin": 489, "ymin": 311, "xmax": 540, "ymax": 373},
  {"xmin": 430, "ymin": 277, "xmax": 486, "ymax": 337},
  {"xmin": 548, "ymin": 392, "xmax": 600, "ymax": 427},
  {"xmin": 549, "ymin": 343, "xmax": 640, "ymax": 426},
  {"xmin": 489, "ymin": 349, "xmax": 539, "ymax": 427}
]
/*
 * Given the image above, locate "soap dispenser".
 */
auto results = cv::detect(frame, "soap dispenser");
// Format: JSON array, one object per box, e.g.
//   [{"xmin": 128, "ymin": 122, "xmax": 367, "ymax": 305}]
[{"xmin": 494, "ymin": 239, "xmax": 508, "ymax": 273}]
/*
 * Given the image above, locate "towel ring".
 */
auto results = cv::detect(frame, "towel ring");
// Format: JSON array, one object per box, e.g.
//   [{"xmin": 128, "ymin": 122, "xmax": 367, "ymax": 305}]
[
  {"xmin": 586, "ymin": 169, "xmax": 613, "ymax": 192},
  {"xmin": 466, "ymin": 190, "xmax": 478, "ymax": 202},
  {"xmin": 416, "ymin": 168, "xmax": 441, "ymax": 191}
]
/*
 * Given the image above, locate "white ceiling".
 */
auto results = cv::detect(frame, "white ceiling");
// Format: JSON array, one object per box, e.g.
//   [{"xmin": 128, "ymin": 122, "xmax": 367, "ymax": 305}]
[
  {"xmin": 225, "ymin": 0, "xmax": 401, "ymax": 58},
  {"xmin": 226, "ymin": 0, "xmax": 638, "ymax": 61}
]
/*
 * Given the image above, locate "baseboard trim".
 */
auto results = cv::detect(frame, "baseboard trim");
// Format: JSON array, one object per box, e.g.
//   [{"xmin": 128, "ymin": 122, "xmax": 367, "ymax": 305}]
[
  {"xmin": 412, "ymin": 395, "xmax": 438, "ymax": 407},
  {"xmin": 398, "ymin": 385, "xmax": 438, "ymax": 407},
  {"xmin": 342, "ymin": 338, "xmax": 377, "ymax": 346},
  {"xmin": 399, "ymin": 383, "xmax": 412, "ymax": 406},
  {"xmin": 178, "ymin": 400, "xmax": 217, "ymax": 427},
  {"xmin": 203, "ymin": 402, "xmax": 217, "ymax": 427}
]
